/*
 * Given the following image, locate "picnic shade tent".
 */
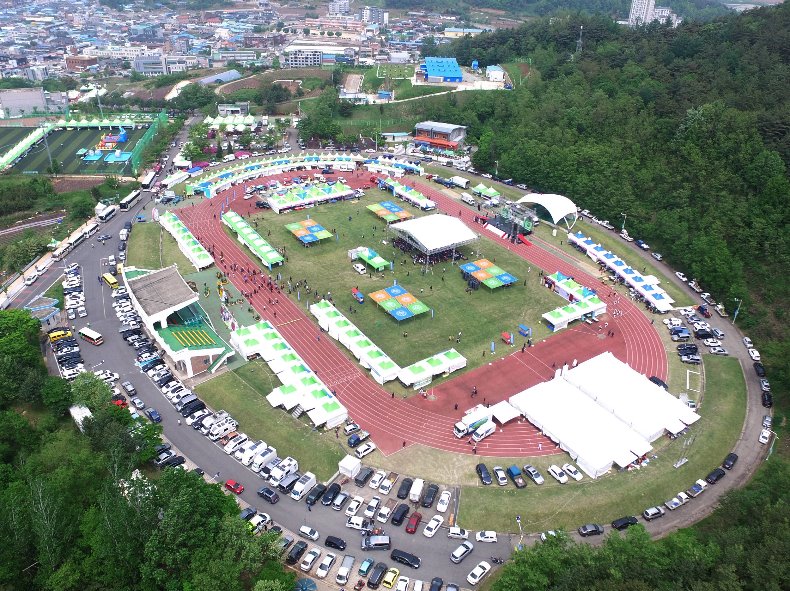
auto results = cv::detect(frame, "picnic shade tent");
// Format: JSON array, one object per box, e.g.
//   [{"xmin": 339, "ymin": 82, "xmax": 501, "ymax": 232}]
[
  {"xmin": 357, "ymin": 247, "xmax": 390, "ymax": 271},
  {"xmin": 159, "ymin": 211, "xmax": 214, "ymax": 270},
  {"xmin": 368, "ymin": 284, "xmax": 431, "ymax": 322},
  {"xmin": 222, "ymin": 211, "xmax": 284, "ymax": 269}
]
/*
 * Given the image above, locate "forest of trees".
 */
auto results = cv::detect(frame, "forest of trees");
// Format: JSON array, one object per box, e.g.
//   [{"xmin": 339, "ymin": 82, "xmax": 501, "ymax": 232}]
[
  {"xmin": 411, "ymin": 4, "xmax": 789, "ymax": 394},
  {"xmin": 0, "ymin": 309, "xmax": 296, "ymax": 591}
]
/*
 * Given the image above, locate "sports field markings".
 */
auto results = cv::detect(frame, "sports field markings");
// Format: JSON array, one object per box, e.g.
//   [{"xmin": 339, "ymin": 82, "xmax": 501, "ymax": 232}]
[{"xmin": 686, "ymin": 368, "xmax": 701, "ymax": 393}]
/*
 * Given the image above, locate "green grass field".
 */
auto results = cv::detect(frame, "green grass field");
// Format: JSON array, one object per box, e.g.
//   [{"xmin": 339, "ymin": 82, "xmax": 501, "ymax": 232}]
[
  {"xmin": 376, "ymin": 64, "xmax": 415, "ymax": 79},
  {"xmin": 196, "ymin": 361, "xmax": 345, "ymax": 481},
  {"xmin": 455, "ymin": 355, "xmax": 745, "ymax": 532},
  {"xmin": 246, "ymin": 190, "xmax": 559, "ymax": 369},
  {"xmin": 126, "ymin": 222, "xmax": 195, "ymax": 276},
  {"xmin": 11, "ymin": 127, "xmax": 147, "ymax": 176},
  {"xmin": 0, "ymin": 126, "xmax": 33, "ymax": 154}
]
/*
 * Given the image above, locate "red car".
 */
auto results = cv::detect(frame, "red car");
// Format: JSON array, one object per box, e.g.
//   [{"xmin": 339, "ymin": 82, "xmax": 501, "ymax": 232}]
[
  {"xmin": 225, "ymin": 480, "xmax": 244, "ymax": 494},
  {"xmin": 405, "ymin": 512, "xmax": 422, "ymax": 534}
]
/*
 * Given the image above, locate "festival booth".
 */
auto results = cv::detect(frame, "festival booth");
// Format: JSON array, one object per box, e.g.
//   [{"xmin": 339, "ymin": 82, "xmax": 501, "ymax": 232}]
[
  {"xmin": 378, "ymin": 178, "xmax": 436, "ymax": 210},
  {"xmin": 159, "ymin": 211, "xmax": 214, "ymax": 270},
  {"xmin": 230, "ymin": 321, "xmax": 348, "ymax": 428},
  {"xmin": 397, "ymin": 349, "xmax": 467, "ymax": 389},
  {"xmin": 221, "ymin": 211, "xmax": 284, "ymax": 270},
  {"xmin": 471, "ymin": 183, "xmax": 500, "ymax": 199},
  {"xmin": 0, "ymin": 126, "xmax": 50, "ymax": 170},
  {"xmin": 366, "ymin": 201, "xmax": 413, "ymax": 223},
  {"xmin": 365, "ymin": 160, "xmax": 405, "ymax": 178},
  {"xmin": 349, "ymin": 246, "xmax": 390, "ymax": 272},
  {"xmin": 459, "ymin": 259, "xmax": 518, "ymax": 290},
  {"xmin": 369, "ymin": 284, "xmax": 430, "ymax": 322},
  {"xmin": 285, "ymin": 218, "xmax": 334, "ymax": 245},
  {"xmin": 270, "ymin": 182, "xmax": 354, "ymax": 214},
  {"xmin": 540, "ymin": 270, "xmax": 606, "ymax": 331}
]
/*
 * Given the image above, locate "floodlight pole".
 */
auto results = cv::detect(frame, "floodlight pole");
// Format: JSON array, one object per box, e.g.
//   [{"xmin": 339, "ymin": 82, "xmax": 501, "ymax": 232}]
[
  {"xmin": 732, "ymin": 298, "xmax": 742, "ymax": 326},
  {"xmin": 621, "ymin": 212, "xmax": 627, "ymax": 232}
]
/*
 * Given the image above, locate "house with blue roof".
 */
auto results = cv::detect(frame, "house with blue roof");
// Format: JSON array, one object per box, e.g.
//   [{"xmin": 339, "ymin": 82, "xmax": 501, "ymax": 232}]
[{"xmin": 419, "ymin": 57, "xmax": 463, "ymax": 83}]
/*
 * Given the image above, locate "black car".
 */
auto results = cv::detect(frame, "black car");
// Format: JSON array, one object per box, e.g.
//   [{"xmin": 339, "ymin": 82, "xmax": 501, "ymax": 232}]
[
  {"xmin": 285, "ymin": 541, "xmax": 308, "ymax": 565},
  {"xmin": 257, "ymin": 486, "xmax": 280, "ymax": 504},
  {"xmin": 421, "ymin": 484, "xmax": 439, "ymax": 508},
  {"xmin": 396, "ymin": 478, "xmax": 413, "ymax": 500},
  {"xmin": 306, "ymin": 483, "xmax": 327, "ymax": 506},
  {"xmin": 611, "ymin": 516, "xmax": 638, "ymax": 531},
  {"xmin": 155, "ymin": 374, "xmax": 174, "ymax": 388},
  {"xmin": 240, "ymin": 507, "xmax": 257, "ymax": 521},
  {"xmin": 118, "ymin": 241, "xmax": 127, "ymax": 252},
  {"xmin": 648, "ymin": 376, "xmax": 668, "ymax": 390},
  {"xmin": 676, "ymin": 343, "xmax": 698, "ymax": 354},
  {"xmin": 162, "ymin": 455, "xmax": 186, "ymax": 468},
  {"xmin": 429, "ymin": 578, "xmax": 443, "ymax": 591},
  {"xmin": 321, "ymin": 482, "xmax": 341, "ymax": 506},
  {"xmin": 354, "ymin": 466, "xmax": 374, "ymax": 487},
  {"xmin": 390, "ymin": 549, "xmax": 421, "ymax": 569},
  {"xmin": 762, "ymin": 392, "xmax": 773, "ymax": 408},
  {"xmin": 180, "ymin": 400, "xmax": 205, "ymax": 417},
  {"xmin": 578, "ymin": 523, "xmax": 605, "ymax": 537},
  {"xmin": 154, "ymin": 442, "xmax": 171, "ymax": 454},
  {"xmin": 367, "ymin": 562, "xmax": 388, "ymax": 589},
  {"xmin": 476, "ymin": 463, "xmax": 492, "ymax": 486},
  {"xmin": 722, "ymin": 453, "xmax": 738, "ymax": 470},
  {"xmin": 754, "ymin": 362, "xmax": 766, "ymax": 377},
  {"xmin": 325, "ymin": 535, "xmax": 346, "ymax": 550},
  {"xmin": 255, "ymin": 200, "xmax": 270, "ymax": 209},
  {"xmin": 391, "ymin": 504, "xmax": 410, "ymax": 526},
  {"xmin": 705, "ymin": 468, "xmax": 726, "ymax": 484}
]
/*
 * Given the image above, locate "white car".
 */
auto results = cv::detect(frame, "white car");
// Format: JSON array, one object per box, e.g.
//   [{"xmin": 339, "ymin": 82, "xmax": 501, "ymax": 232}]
[
  {"xmin": 447, "ymin": 526, "xmax": 469, "ymax": 540},
  {"xmin": 663, "ymin": 317, "xmax": 683, "ymax": 327},
  {"xmin": 475, "ymin": 531, "xmax": 497, "ymax": 543},
  {"xmin": 742, "ymin": 336, "xmax": 753, "ymax": 348},
  {"xmin": 539, "ymin": 530, "xmax": 558, "ymax": 542},
  {"xmin": 436, "ymin": 490, "xmax": 451, "ymax": 513},
  {"xmin": 345, "ymin": 496, "xmax": 364, "ymax": 516},
  {"xmin": 466, "ymin": 561, "xmax": 492, "ymax": 586},
  {"xmin": 675, "ymin": 272, "xmax": 687, "ymax": 282},
  {"xmin": 703, "ymin": 338, "xmax": 721, "ymax": 347},
  {"xmin": 248, "ymin": 513, "xmax": 270, "ymax": 534},
  {"xmin": 94, "ymin": 370, "xmax": 120, "ymax": 382},
  {"xmin": 396, "ymin": 576, "xmax": 410, "ymax": 591},
  {"xmin": 365, "ymin": 149, "xmax": 376, "ymax": 154},
  {"xmin": 423, "ymin": 515, "xmax": 444, "ymax": 538},
  {"xmin": 77, "ymin": 306, "xmax": 88, "ymax": 318},
  {"xmin": 369, "ymin": 470, "xmax": 386, "ymax": 489},
  {"xmin": 356, "ymin": 441, "xmax": 377, "ymax": 458},
  {"xmin": 364, "ymin": 496, "xmax": 381, "ymax": 519},
  {"xmin": 23, "ymin": 273, "xmax": 38, "ymax": 286},
  {"xmin": 562, "ymin": 463, "xmax": 583, "ymax": 481},
  {"xmin": 352, "ymin": 262, "xmax": 366, "ymax": 275},
  {"xmin": 298, "ymin": 525, "xmax": 320, "ymax": 540},
  {"xmin": 300, "ymin": 548, "xmax": 321, "ymax": 572},
  {"xmin": 481, "ymin": 173, "xmax": 492, "ymax": 179},
  {"xmin": 346, "ymin": 516, "xmax": 370, "ymax": 531},
  {"xmin": 748, "ymin": 349, "xmax": 761, "ymax": 362},
  {"xmin": 548, "ymin": 465, "xmax": 569, "ymax": 484},
  {"xmin": 759, "ymin": 429, "xmax": 771, "ymax": 444},
  {"xmin": 709, "ymin": 347, "xmax": 729, "ymax": 356},
  {"xmin": 315, "ymin": 553, "xmax": 336, "ymax": 579}
]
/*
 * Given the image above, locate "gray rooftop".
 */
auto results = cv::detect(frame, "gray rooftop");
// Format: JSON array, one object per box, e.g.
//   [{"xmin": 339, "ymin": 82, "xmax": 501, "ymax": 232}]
[
  {"xmin": 415, "ymin": 120, "xmax": 467, "ymax": 134},
  {"xmin": 127, "ymin": 265, "xmax": 197, "ymax": 318}
]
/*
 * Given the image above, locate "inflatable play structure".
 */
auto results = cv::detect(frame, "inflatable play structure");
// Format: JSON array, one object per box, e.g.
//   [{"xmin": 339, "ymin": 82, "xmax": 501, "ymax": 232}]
[{"xmin": 97, "ymin": 127, "xmax": 128, "ymax": 150}]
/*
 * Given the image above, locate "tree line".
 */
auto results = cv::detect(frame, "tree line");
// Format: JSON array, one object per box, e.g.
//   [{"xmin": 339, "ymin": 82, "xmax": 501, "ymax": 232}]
[
  {"xmin": 420, "ymin": 4, "xmax": 789, "ymax": 394},
  {"xmin": 0, "ymin": 308, "xmax": 297, "ymax": 590}
]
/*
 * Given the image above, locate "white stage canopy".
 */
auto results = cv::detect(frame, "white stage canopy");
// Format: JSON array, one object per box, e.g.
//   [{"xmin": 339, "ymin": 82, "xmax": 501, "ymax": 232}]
[
  {"xmin": 390, "ymin": 214, "xmax": 478, "ymax": 255},
  {"xmin": 517, "ymin": 193, "xmax": 578, "ymax": 226}
]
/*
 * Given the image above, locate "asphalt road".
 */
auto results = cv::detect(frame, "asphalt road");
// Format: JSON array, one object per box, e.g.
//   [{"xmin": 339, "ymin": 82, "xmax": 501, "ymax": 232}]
[{"xmin": 12, "ymin": 133, "xmax": 773, "ymax": 584}]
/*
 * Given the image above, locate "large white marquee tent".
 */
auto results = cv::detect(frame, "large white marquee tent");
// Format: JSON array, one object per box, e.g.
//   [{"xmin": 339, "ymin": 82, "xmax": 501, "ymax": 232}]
[
  {"xmin": 389, "ymin": 214, "xmax": 478, "ymax": 255},
  {"xmin": 516, "ymin": 193, "xmax": 578, "ymax": 228}
]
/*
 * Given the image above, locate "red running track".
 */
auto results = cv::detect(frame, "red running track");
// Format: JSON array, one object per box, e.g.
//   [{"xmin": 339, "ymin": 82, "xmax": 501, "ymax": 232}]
[{"xmin": 178, "ymin": 170, "xmax": 666, "ymax": 458}]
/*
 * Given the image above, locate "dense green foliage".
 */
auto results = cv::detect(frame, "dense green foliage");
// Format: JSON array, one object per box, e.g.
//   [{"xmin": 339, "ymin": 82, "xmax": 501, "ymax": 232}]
[
  {"xmin": 494, "ymin": 457, "xmax": 790, "ymax": 590},
  {"xmin": 0, "ymin": 309, "xmax": 295, "ymax": 590},
  {"xmin": 416, "ymin": 5, "xmax": 789, "ymax": 393},
  {"xmin": 385, "ymin": 0, "xmax": 729, "ymax": 21}
]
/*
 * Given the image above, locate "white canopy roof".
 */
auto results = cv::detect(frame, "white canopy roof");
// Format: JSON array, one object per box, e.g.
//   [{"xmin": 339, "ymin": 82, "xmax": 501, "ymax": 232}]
[
  {"xmin": 390, "ymin": 214, "xmax": 478, "ymax": 254},
  {"xmin": 490, "ymin": 400, "xmax": 521, "ymax": 425},
  {"xmin": 517, "ymin": 193, "xmax": 577, "ymax": 225},
  {"xmin": 564, "ymin": 352, "xmax": 698, "ymax": 441}
]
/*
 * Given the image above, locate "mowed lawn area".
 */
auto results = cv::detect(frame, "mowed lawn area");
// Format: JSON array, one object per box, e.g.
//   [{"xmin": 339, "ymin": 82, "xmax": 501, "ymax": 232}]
[
  {"xmin": 0, "ymin": 126, "xmax": 34, "ymax": 153},
  {"xmin": 196, "ymin": 361, "xmax": 345, "ymax": 481},
  {"xmin": 456, "ymin": 355, "xmax": 745, "ymax": 532},
  {"xmin": 246, "ymin": 189, "xmax": 560, "ymax": 369},
  {"xmin": 11, "ymin": 127, "xmax": 147, "ymax": 175},
  {"xmin": 126, "ymin": 222, "xmax": 194, "ymax": 276},
  {"xmin": 376, "ymin": 63, "xmax": 415, "ymax": 79}
]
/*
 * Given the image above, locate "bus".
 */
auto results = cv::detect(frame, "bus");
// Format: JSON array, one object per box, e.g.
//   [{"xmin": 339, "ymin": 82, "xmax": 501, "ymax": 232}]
[
  {"xmin": 141, "ymin": 171, "xmax": 156, "ymax": 189},
  {"xmin": 102, "ymin": 273, "xmax": 119, "ymax": 289},
  {"xmin": 68, "ymin": 231, "xmax": 87, "ymax": 249},
  {"xmin": 119, "ymin": 190, "xmax": 142, "ymax": 211},
  {"xmin": 52, "ymin": 244, "xmax": 71, "ymax": 262},
  {"xmin": 84, "ymin": 222, "xmax": 99, "ymax": 237},
  {"xmin": 98, "ymin": 205, "xmax": 118, "ymax": 222},
  {"xmin": 78, "ymin": 327, "xmax": 104, "ymax": 346}
]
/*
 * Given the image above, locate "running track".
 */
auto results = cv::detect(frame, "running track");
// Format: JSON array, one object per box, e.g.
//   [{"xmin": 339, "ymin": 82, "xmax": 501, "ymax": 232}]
[{"xmin": 179, "ymin": 170, "xmax": 666, "ymax": 457}]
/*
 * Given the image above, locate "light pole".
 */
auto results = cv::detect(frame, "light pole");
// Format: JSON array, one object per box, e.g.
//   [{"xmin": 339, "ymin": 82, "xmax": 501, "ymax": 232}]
[
  {"xmin": 494, "ymin": 160, "xmax": 499, "ymax": 178},
  {"xmin": 732, "ymin": 297, "xmax": 742, "ymax": 326},
  {"xmin": 620, "ymin": 212, "xmax": 627, "ymax": 233},
  {"xmin": 515, "ymin": 514, "xmax": 523, "ymax": 545}
]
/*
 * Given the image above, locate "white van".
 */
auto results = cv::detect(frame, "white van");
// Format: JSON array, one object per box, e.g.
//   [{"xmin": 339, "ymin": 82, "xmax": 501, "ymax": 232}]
[
  {"xmin": 223, "ymin": 433, "xmax": 249, "ymax": 455},
  {"xmin": 290, "ymin": 471, "xmax": 317, "ymax": 501},
  {"xmin": 461, "ymin": 193, "xmax": 476, "ymax": 206},
  {"xmin": 268, "ymin": 456, "xmax": 298, "ymax": 486},
  {"xmin": 471, "ymin": 420, "xmax": 496, "ymax": 442},
  {"xmin": 222, "ymin": 154, "xmax": 236, "ymax": 162},
  {"xmin": 250, "ymin": 446, "xmax": 277, "ymax": 473},
  {"xmin": 409, "ymin": 478, "xmax": 425, "ymax": 503}
]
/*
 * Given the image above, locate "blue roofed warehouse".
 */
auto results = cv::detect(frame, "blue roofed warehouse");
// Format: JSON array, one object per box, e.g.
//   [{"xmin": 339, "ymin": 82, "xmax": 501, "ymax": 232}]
[{"xmin": 420, "ymin": 57, "xmax": 463, "ymax": 83}]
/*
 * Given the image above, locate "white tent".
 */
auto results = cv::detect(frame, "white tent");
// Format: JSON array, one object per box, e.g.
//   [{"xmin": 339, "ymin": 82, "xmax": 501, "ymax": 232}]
[
  {"xmin": 509, "ymin": 379, "xmax": 651, "ymax": 478},
  {"xmin": 339, "ymin": 455, "xmax": 361, "ymax": 478},
  {"xmin": 389, "ymin": 214, "xmax": 478, "ymax": 255},
  {"xmin": 517, "ymin": 193, "xmax": 578, "ymax": 227},
  {"xmin": 564, "ymin": 352, "xmax": 698, "ymax": 440},
  {"xmin": 490, "ymin": 400, "xmax": 521, "ymax": 425}
]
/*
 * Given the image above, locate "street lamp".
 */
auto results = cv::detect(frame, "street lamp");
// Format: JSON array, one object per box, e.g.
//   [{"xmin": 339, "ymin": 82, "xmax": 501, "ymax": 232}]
[
  {"xmin": 494, "ymin": 160, "xmax": 499, "ymax": 178},
  {"xmin": 620, "ymin": 212, "xmax": 627, "ymax": 232},
  {"xmin": 732, "ymin": 297, "xmax": 743, "ymax": 326}
]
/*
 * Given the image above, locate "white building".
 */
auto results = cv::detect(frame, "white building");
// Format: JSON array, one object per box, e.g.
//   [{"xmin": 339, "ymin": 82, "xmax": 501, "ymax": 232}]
[
  {"xmin": 627, "ymin": 0, "xmax": 681, "ymax": 27},
  {"xmin": 84, "ymin": 45, "xmax": 159, "ymax": 60},
  {"xmin": 328, "ymin": 0, "xmax": 350, "ymax": 15},
  {"xmin": 281, "ymin": 43, "xmax": 356, "ymax": 68}
]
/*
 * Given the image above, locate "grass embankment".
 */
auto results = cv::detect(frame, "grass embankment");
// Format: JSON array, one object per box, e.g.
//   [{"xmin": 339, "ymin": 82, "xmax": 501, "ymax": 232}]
[
  {"xmin": 246, "ymin": 190, "xmax": 558, "ymax": 369},
  {"xmin": 196, "ymin": 361, "xmax": 345, "ymax": 481},
  {"xmin": 125, "ymin": 222, "xmax": 194, "ymax": 276},
  {"xmin": 456, "ymin": 355, "xmax": 745, "ymax": 532}
]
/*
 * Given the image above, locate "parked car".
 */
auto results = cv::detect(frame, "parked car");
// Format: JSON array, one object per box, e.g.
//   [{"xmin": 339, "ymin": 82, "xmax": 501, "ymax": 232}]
[
  {"xmin": 611, "ymin": 516, "xmax": 638, "ymax": 531},
  {"xmin": 548, "ymin": 465, "xmax": 569, "ymax": 484},
  {"xmin": 475, "ymin": 464, "xmax": 492, "ymax": 485},
  {"xmin": 466, "ymin": 561, "xmax": 492, "ymax": 586},
  {"xmin": 523, "ymin": 465, "xmax": 544, "ymax": 485},
  {"xmin": 578, "ymin": 524, "xmax": 604, "ymax": 537},
  {"xmin": 562, "ymin": 463, "xmax": 583, "ymax": 481},
  {"xmin": 405, "ymin": 512, "xmax": 422, "ymax": 534},
  {"xmin": 642, "ymin": 506, "xmax": 665, "ymax": 521},
  {"xmin": 225, "ymin": 480, "xmax": 244, "ymax": 494},
  {"xmin": 475, "ymin": 531, "xmax": 497, "ymax": 543},
  {"xmin": 492, "ymin": 466, "xmax": 508, "ymax": 486},
  {"xmin": 422, "ymin": 515, "xmax": 444, "ymax": 538},
  {"xmin": 450, "ymin": 541, "xmax": 474, "ymax": 564}
]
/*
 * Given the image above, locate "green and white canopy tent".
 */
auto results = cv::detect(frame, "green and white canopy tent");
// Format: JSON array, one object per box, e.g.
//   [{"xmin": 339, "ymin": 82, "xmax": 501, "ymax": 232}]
[
  {"xmin": 159, "ymin": 211, "xmax": 214, "ymax": 270},
  {"xmin": 397, "ymin": 349, "xmax": 467, "ymax": 388}
]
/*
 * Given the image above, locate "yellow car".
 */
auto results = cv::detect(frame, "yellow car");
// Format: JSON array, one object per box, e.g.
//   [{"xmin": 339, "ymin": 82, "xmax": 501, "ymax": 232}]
[{"xmin": 382, "ymin": 568, "xmax": 400, "ymax": 589}]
